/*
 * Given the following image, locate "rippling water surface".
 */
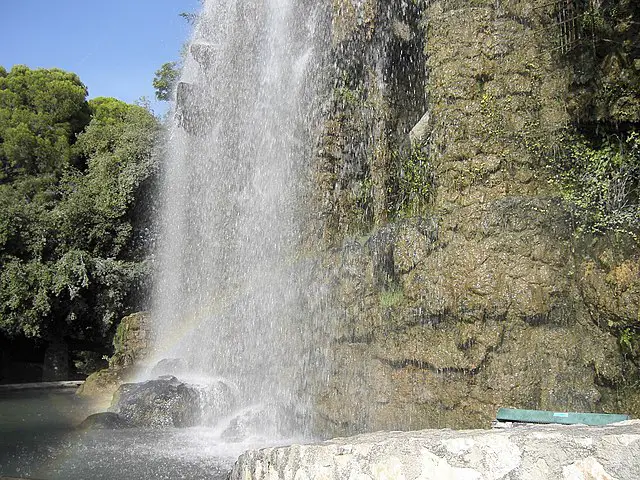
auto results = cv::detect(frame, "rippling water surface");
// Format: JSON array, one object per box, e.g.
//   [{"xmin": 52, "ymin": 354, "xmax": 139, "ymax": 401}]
[{"xmin": 0, "ymin": 389, "xmax": 265, "ymax": 479}]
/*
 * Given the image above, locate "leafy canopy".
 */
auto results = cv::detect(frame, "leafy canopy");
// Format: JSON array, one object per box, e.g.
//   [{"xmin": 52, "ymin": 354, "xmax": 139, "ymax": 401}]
[
  {"xmin": 0, "ymin": 67, "xmax": 159, "ymax": 343},
  {"xmin": 152, "ymin": 62, "xmax": 180, "ymax": 102},
  {"xmin": 0, "ymin": 65, "xmax": 91, "ymax": 180}
]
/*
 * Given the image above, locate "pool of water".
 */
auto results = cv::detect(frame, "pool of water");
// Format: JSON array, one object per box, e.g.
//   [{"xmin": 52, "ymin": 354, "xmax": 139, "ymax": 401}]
[{"xmin": 0, "ymin": 388, "xmax": 246, "ymax": 479}]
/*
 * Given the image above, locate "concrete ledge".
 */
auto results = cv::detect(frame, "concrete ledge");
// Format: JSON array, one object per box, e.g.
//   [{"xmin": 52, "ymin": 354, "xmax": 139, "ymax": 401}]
[
  {"xmin": 230, "ymin": 420, "xmax": 640, "ymax": 479},
  {"xmin": 0, "ymin": 381, "xmax": 84, "ymax": 392}
]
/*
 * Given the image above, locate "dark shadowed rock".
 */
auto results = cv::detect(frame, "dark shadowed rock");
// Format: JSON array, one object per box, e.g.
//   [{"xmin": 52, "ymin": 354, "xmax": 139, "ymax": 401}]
[
  {"xmin": 176, "ymin": 82, "xmax": 214, "ymax": 135},
  {"xmin": 78, "ymin": 412, "xmax": 131, "ymax": 430}
]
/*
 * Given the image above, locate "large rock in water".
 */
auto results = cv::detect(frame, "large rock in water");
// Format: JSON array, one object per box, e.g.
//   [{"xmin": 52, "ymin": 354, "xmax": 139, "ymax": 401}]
[
  {"xmin": 78, "ymin": 412, "xmax": 131, "ymax": 430},
  {"xmin": 230, "ymin": 421, "xmax": 640, "ymax": 480},
  {"xmin": 220, "ymin": 404, "xmax": 305, "ymax": 442},
  {"xmin": 107, "ymin": 375, "xmax": 237, "ymax": 428},
  {"xmin": 109, "ymin": 376, "xmax": 201, "ymax": 427}
]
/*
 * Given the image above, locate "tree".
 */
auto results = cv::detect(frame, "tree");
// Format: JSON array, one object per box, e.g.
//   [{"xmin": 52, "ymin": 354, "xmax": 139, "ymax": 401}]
[
  {"xmin": 151, "ymin": 6, "xmax": 201, "ymax": 102},
  {"xmin": 0, "ymin": 65, "xmax": 91, "ymax": 181},
  {"xmin": 152, "ymin": 61, "xmax": 180, "ymax": 101},
  {"xmin": 49, "ymin": 97, "xmax": 159, "ymax": 333},
  {"xmin": 0, "ymin": 67, "xmax": 159, "ymax": 378}
]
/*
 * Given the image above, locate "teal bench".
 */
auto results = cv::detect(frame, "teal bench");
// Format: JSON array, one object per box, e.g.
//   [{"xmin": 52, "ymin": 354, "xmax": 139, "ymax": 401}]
[{"xmin": 495, "ymin": 408, "xmax": 631, "ymax": 426}]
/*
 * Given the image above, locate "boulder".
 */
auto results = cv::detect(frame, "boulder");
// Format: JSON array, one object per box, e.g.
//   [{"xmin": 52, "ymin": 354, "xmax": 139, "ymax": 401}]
[
  {"xmin": 220, "ymin": 404, "xmax": 304, "ymax": 442},
  {"xmin": 199, "ymin": 380, "xmax": 238, "ymax": 426},
  {"xmin": 230, "ymin": 421, "xmax": 640, "ymax": 480},
  {"xmin": 77, "ymin": 312, "xmax": 151, "ymax": 399},
  {"xmin": 109, "ymin": 376, "xmax": 201, "ymax": 428},
  {"xmin": 78, "ymin": 412, "xmax": 131, "ymax": 430},
  {"xmin": 76, "ymin": 368, "xmax": 124, "ymax": 398},
  {"xmin": 221, "ymin": 406, "xmax": 279, "ymax": 443},
  {"xmin": 108, "ymin": 312, "xmax": 151, "ymax": 370},
  {"xmin": 150, "ymin": 358, "xmax": 188, "ymax": 378}
]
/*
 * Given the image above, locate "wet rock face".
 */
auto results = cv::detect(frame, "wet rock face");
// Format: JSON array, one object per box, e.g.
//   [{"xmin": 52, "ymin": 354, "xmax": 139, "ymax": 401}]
[
  {"xmin": 230, "ymin": 421, "xmax": 640, "ymax": 480},
  {"xmin": 315, "ymin": 198, "xmax": 630, "ymax": 435},
  {"xmin": 312, "ymin": 0, "xmax": 427, "ymax": 242},
  {"xmin": 310, "ymin": 0, "xmax": 640, "ymax": 436}
]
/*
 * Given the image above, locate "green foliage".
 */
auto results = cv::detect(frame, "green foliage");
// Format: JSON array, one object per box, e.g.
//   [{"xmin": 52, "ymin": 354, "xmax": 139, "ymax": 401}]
[
  {"xmin": 0, "ymin": 259, "xmax": 52, "ymax": 337},
  {"xmin": 552, "ymin": 131, "xmax": 640, "ymax": 236},
  {"xmin": 59, "ymin": 99, "xmax": 158, "ymax": 258},
  {"xmin": 0, "ymin": 175, "xmax": 58, "ymax": 259},
  {"xmin": 391, "ymin": 145, "xmax": 434, "ymax": 217},
  {"xmin": 88, "ymin": 96, "xmax": 133, "ymax": 125},
  {"xmin": 153, "ymin": 62, "xmax": 180, "ymax": 102},
  {"xmin": 618, "ymin": 326, "xmax": 639, "ymax": 355},
  {"xmin": 0, "ymin": 65, "xmax": 91, "ymax": 180},
  {"xmin": 0, "ymin": 66, "xmax": 159, "ymax": 343},
  {"xmin": 379, "ymin": 285, "xmax": 405, "ymax": 308},
  {"xmin": 571, "ymin": 0, "xmax": 640, "ymax": 123},
  {"xmin": 335, "ymin": 85, "xmax": 366, "ymax": 108}
]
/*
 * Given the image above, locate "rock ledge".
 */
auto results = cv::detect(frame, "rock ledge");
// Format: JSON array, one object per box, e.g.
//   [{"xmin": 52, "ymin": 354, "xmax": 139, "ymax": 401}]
[{"xmin": 230, "ymin": 421, "xmax": 640, "ymax": 479}]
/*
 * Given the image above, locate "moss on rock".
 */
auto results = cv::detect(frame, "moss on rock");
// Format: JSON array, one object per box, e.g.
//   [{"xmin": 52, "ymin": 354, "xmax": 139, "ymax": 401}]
[{"xmin": 77, "ymin": 312, "xmax": 150, "ymax": 399}]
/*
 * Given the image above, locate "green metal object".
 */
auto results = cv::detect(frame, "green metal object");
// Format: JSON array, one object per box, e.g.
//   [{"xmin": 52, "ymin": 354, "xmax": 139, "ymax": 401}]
[{"xmin": 496, "ymin": 408, "xmax": 631, "ymax": 426}]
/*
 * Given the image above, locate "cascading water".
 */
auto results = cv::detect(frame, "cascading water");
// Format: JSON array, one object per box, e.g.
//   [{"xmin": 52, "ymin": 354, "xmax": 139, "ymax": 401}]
[{"xmin": 150, "ymin": 0, "xmax": 329, "ymax": 441}]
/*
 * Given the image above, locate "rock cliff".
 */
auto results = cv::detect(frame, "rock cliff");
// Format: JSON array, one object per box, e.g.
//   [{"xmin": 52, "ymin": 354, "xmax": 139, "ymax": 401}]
[{"xmin": 311, "ymin": 0, "xmax": 640, "ymax": 436}]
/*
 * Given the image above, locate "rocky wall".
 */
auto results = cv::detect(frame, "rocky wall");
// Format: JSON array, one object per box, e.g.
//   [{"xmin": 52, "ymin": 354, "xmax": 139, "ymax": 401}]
[{"xmin": 311, "ymin": 0, "xmax": 640, "ymax": 437}]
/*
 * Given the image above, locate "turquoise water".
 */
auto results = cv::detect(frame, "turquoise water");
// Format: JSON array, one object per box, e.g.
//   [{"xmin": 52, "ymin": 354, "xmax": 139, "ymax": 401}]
[{"xmin": 0, "ymin": 389, "xmax": 233, "ymax": 479}]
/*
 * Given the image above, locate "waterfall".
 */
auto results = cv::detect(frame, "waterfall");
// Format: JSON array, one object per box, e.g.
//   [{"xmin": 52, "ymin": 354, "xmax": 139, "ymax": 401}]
[{"xmin": 150, "ymin": 0, "xmax": 329, "ymax": 441}]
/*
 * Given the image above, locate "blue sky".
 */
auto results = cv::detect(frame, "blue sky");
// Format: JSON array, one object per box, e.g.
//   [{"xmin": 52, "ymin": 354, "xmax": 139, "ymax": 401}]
[{"xmin": 1, "ymin": 0, "xmax": 200, "ymax": 115}]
